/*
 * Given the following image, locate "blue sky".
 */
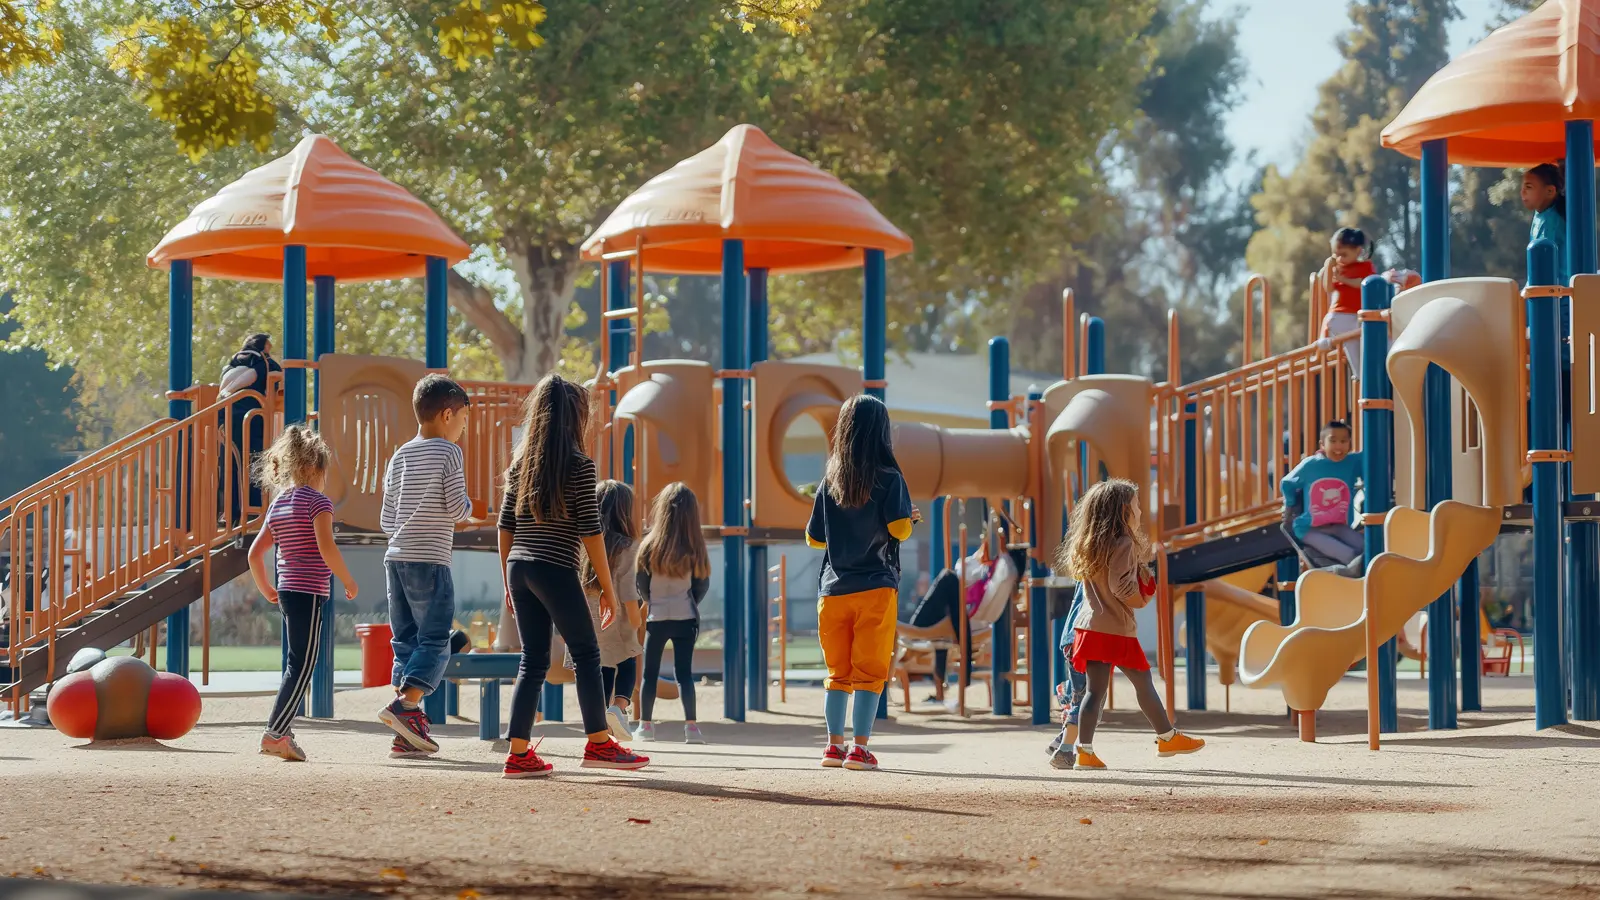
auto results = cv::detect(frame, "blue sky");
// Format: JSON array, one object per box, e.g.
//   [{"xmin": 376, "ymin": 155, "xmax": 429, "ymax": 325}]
[{"xmin": 1226, "ymin": 0, "xmax": 1503, "ymax": 176}]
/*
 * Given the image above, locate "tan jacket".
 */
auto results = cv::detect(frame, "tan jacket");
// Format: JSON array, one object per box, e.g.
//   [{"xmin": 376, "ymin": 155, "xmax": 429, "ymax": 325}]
[{"xmin": 1071, "ymin": 537, "xmax": 1153, "ymax": 638}]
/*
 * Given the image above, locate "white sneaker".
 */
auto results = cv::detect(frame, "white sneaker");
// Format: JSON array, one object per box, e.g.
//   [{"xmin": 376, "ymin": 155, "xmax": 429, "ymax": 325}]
[
  {"xmin": 606, "ymin": 704, "xmax": 632, "ymax": 743},
  {"xmin": 684, "ymin": 723, "xmax": 706, "ymax": 744},
  {"xmin": 634, "ymin": 721, "xmax": 656, "ymax": 742}
]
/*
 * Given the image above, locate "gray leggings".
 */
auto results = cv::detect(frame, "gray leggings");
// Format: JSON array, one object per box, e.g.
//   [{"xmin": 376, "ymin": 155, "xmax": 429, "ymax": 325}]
[
  {"xmin": 1077, "ymin": 661, "xmax": 1173, "ymax": 746},
  {"xmin": 1302, "ymin": 525, "xmax": 1364, "ymax": 564}
]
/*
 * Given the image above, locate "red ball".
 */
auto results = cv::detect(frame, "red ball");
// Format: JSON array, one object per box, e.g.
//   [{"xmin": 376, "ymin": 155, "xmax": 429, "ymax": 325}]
[
  {"xmin": 145, "ymin": 672, "xmax": 201, "ymax": 740},
  {"xmin": 47, "ymin": 672, "xmax": 98, "ymax": 739}
]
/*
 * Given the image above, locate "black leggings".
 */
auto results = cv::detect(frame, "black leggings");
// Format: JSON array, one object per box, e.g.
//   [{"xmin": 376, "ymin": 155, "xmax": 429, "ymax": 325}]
[
  {"xmin": 640, "ymin": 619, "xmax": 697, "ymax": 721},
  {"xmin": 603, "ymin": 656, "xmax": 637, "ymax": 707},
  {"xmin": 266, "ymin": 590, "xmax": 325, "ymax": 738},
  {"xmin": 506, "ymin": 560, "xmax": 608, "ymax": 740},
  {"xmin": 1076, "ymin": 661, "xmax": 1172, "ymax": 746}
]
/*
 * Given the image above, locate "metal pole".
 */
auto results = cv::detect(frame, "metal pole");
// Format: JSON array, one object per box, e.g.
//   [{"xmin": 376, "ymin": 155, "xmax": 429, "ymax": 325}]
[
  {"xmin": 1419, "ymin": 138, "xmax": 1457, "ymax": 730},
  {"xmin": 1182, "ymin": 392, "xmax": 1199, "ymax": 713},
  {"xmin": 310, "ymin": 273, "xmax": 337, "ymax": 720},
  {"xmin": 988, "ymin": 337, "xmax": 1012, "ymax": 716},
  {"xmin": 1027, "ymin": 388, "xmax": 1051, "ymax": 725},
  {"xmin": 283, "ymin": 246, "xmax": 309, "ymax": 425},
  {"xmin": 1530, "ymin": 238, "xmax": 1570, "ymax": 729},
  {"xmin": 424, "ymin": 256, "xmax": 448, "ymax": 370},
  {"xmin": 721, "ymin": 239, "xmax": 748, "ymax": 722},
  {"xmin": 607, "ymin": 260, "xmax": 635, "ymax": 484},
  {"xmin": 862, "ymin": 248, "xmax": 891, "ymax": 720},
  {"xmin": 1566, "ymin": 120, "xmax": 1600, "ymax": 721},
  {"xmin": 747, "ymin": 267, "xmax": 770, "ymax": 713},
  {"xmin": 1360, "ymin": 274, "xmax": 1398, "ymax": 737},
  {"xmin": 165, "ymin": 260, "xmax": 194, "ymax": 679}
]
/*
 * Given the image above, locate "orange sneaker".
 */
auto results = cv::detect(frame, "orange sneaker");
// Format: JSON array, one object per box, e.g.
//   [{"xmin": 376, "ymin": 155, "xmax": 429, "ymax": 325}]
[
  {"xmin": 1156, "ymin": 731, "xmax": 1205, "ymax": 757},
  {"xmin": 1074, "ymin": 748, "xmax": 1107, "ymax": 769}
]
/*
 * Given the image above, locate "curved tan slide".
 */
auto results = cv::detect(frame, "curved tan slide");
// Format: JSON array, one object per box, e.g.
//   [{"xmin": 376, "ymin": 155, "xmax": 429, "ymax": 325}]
[
  {"xmin": 1239, "ymin": 501, "xmax": 1500, "ymax": 710},
  {"xmin": 1174, "ymin": 565, "xmax": 1280, "ymax": 688}
]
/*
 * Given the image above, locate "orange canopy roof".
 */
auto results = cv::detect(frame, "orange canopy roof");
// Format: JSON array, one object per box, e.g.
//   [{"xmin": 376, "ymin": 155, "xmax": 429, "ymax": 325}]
[
  {"xmin": 148, "ymin": 135, "xmax": 470, "ymax": 282},
  {"xmin": 579, "ymin": 124, "xmax": 913, "ymax": 275},
  {"xmin": 1383, "ymin": 0, "xmax": 1600, "ymax": 166}
]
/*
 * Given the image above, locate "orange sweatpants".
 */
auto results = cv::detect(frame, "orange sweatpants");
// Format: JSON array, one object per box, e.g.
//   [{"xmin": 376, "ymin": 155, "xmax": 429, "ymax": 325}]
[{"xmin": 817, "ymin": 587, "xmax": 898, "ymax": 694}]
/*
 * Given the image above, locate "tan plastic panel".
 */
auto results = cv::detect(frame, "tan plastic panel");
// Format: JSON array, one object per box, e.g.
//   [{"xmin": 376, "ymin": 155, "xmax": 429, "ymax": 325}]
[
  {"xmin": 1239, "ymin": 500, "xmax": 1502, "ymax": 711},
  {"xmin": 749, "ymin": 361, "xmax": 861, "ymax": 530},
  {"xmin": 1572, "ymin": 275, "xmax": 1600, "ymax": 493},
  {"xmin": 316, "ymin": 354, "xmax": 429, "ymax": 531},
  {"xmin": 613, "ymin": 360, "xmax": 716, "ymax": 526},
  {"xmin": 1192, "ymin": 565, "xmax": 1279, "ymax": 688},
  {"xmin": 1389, "ymin": 277, "xmax": 1525, "ymax": 510}
]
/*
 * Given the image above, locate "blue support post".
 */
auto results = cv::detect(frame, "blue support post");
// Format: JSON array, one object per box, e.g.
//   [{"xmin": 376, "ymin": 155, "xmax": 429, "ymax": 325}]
[
  {"xmin": 1275, "ymin": 557, "xmax": 1299, "ymax": 627},
  {"xmin": 931, "ymin": 497, "xmax": 947, "ymax": 572},
  {"xmin": 542, "ymin": 682, "xmax": 564, "ymax": 722},
  {"xmin": 424, "ymin": 256, "xmax": 448, "ymax": 370},
  {"xmin": 987, "ymin": 338, "xmax": 1013, "ymax": 715},
  {"xmin": 312, "ymin": 276, "xmax": 335, "ymax": 411},
  {"xmin": 1566, "ymin": 120, "xmax": 1600, "ymax": 721},
  {"xmin": 747, "ymin": 267, "xmax": 770, "ymax": 713},
  {"xmin": 721, "ymin": 240, "xmax": 749, "ymax": 722},
  {"xmin": 165, "ymin": 260, "xmax": 194, "ymax": 678},
  {"xmin": 1419, "ymin": 138, "xmax": 1458, "ymax": 731},
  {"xmin": 1026, "ymin": 388, "xmax": 1051, "ymax": 724},
  {"xmin": 863, "ymin": 249, "xmax": 890, "ymax": 720},
  {"xmin": 1183, "ymin": 394, "xmax": 1205, "ymax": 711},
  {"xmin": 283, "ymin": 247, "xmax": 309, "ymax": 426},
  {"xmin": 1530, "ymin": 239, "xmax": 1570, "ymax": 729},
  {"xmin": 1360, "ymin": 274, "xmax": 1400, "ymax": 733},
  {"xmin": 422, "ymin": 672, "xmax": 445, "ymax": 722},
  {"xmin": 607, "ymin": 260, "xmax": 633, "ymax": 483}
]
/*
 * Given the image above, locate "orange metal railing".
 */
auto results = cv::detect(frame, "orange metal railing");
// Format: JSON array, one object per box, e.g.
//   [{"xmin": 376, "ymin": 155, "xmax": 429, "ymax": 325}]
[
  {"xmin": 456, "ymin": 380, "xmax": 534, "ymax": 524},
  {"xmin": 2, "ymin": 385, "xmax": 282, "ymax": 710}
]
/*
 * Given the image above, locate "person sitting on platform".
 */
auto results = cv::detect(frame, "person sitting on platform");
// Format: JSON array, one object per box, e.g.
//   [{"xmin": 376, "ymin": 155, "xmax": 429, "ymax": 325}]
[{"xmin": 1281, "ymin": 420, "xmax": 1365, "ymax": 572}]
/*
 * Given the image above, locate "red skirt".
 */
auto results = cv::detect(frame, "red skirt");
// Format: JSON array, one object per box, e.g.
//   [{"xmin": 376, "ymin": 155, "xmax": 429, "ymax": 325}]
[{"xmin": 1071, "ymin": 629, "xmax": 1150, "ymax": 672}]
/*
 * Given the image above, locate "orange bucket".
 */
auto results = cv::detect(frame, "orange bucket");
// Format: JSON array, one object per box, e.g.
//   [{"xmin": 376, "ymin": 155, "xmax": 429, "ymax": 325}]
[{"xmin": 355, "ymin": 623, "xmax": 395, "ymax": 689}]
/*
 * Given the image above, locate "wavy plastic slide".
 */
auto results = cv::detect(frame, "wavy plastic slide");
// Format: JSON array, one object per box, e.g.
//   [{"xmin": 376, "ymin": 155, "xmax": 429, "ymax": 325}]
[{"xmin": 1238, "ymin": 501, "xmax": 1502, "ymax": 712}]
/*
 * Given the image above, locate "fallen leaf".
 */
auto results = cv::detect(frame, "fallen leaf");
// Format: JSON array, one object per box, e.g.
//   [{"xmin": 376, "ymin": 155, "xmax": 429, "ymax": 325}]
[
  {"xmin": 445, "ymin": 811, "xmax": 454, "ymax": 815},
  {"xmin": 1027, "ymin": 856, "xmax": 1040, "ymax": 870},
  {"xmin": 1079, "ymin": 818, "xmax": 1093, "ymax": 825},
  {"xmin": 380, "ymin": 867, "xmax": 407, "ymax": 882},
  {"xmin": 892, "ymin": 863, "xmax": 903, "ymax": 871},
  {"xmin": 168, "ymin": 836, "xmax": 176, "ymax": 842},
  {"xmin": 627, "ymin": 817, "xmax": 652, "ymax": 825},
  {"xmin": 1258, "ymin": 839, "xmax": 1270, "ymax": 846},
  {"xmin": 457, "ymin": 890, "xmax": 481, "ymax": 900},
  {"xmin": 529, "ymin": 808, "xmax": 538, "ymax": 814}
]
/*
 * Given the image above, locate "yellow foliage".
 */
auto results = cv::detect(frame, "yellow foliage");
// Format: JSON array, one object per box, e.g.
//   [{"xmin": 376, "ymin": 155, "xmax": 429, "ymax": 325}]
[
  {"xmin": 0, "ymin": 0, "xmax": 63, "ymax": 76},
  {"xmin": 734, "ymin": 0, "xmax": 821, "ymax": 35},
  {"xmin": 434, "ymin": 1, "xmax": 547, "ymax": 71}
]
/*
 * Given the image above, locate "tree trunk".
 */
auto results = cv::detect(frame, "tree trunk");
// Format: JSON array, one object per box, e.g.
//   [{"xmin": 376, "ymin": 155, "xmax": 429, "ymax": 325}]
[{"xmin": 506, "ymin": 238, "xmax": 580, "ymax": 383}]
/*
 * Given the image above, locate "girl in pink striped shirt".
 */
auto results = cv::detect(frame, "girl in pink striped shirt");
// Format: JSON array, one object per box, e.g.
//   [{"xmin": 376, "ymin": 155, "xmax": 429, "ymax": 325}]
[{"xmin": 247, "ymin": 426, "xmax": 358, "ymax": 761}]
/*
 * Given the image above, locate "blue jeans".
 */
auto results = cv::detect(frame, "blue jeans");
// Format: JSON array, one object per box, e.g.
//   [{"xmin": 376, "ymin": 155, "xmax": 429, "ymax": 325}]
[
  {"xmin": 1060, "ymin": 586, "xmax": 1088, "ymax": 725},
  {"xmin": 386, "ymin": 561, "xmax": 455, "ymax": 695}
]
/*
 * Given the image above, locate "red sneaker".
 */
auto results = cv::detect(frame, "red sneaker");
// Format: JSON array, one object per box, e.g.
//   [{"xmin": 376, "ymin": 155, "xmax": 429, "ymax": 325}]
[
  {"xmin": 379, "ymin": 699, "xmax": 440, "ymax": 754},
  {"xmin": 821, "ymin": 743, "xmax": 847, "ymax": 768},
  {"xmin": 843, "ymin": 745, "xmax": 878, "ymax": 771},
  {"xmin": 503, "ymin": 742, "xmax": 554, "ymax": 779},
  {"xmin": 581, "ymin": 738, "xmax": 650, "ymax": 770}
]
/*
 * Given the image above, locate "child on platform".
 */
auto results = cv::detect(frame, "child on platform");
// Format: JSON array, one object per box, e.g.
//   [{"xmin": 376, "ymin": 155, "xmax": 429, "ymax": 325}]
[
  {"xmin": 806, "ymin": 394, "xmax": 918, "ymax": 772},
  {"xmin": 1281, "ymin": 420, "xmax": 1365, "ymax": 568},
  {"xmin": 1319, "ymin": 227, "xmax": 1376, "ymax": 372},
  {"xmin": 1523, "ymin": 163, "xmax": 1568, "ymax": 286},
  {"xmin": 569, "ymin": 479, "xmax": 644, "ymax": 743},
  {"xmin": 378, "ymin": 374, "xmax": 474, "ymax": 759},
  {"xmin": 635, "ymin": 482, "xmax": 712, "ymax": 744},
  {"xmin": 247, "ymin": 426, "xmax": 359, "ymax": 761},
  {"xmin": 1055, "ymin": 478, "xmax": 1204, "ymax": 769}
]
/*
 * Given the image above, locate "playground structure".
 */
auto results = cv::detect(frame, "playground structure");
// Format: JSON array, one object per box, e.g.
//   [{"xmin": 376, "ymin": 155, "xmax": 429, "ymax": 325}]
[{"xmin": 7, "ymin": 2, "xmax": 1600, "ymax": 749}]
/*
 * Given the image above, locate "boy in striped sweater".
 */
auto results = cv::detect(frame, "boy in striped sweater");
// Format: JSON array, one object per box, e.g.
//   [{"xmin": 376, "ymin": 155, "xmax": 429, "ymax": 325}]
[{"xmin": 378, "ymin": 375, "xmax": 475, "ymax": 757}]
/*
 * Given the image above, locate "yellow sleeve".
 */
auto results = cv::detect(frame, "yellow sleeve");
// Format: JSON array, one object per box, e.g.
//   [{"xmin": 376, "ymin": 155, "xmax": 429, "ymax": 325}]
[
  {"xmin": 805, "ymin": 533, "xmax": 826, "ymax": 550},
  {"xmin": 887, "ymin": 518, "xmax": 913, "ymax": 542}
]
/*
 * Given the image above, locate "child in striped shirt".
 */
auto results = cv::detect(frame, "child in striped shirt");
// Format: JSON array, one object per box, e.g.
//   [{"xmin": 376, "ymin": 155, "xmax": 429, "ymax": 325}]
[
  {"xmin": 378, "ymin": 375, "xmax": 475, "ymax": 757},
  {"xmin": 247, "ymin": 426, "xmax": 358, "ymax": 761}
]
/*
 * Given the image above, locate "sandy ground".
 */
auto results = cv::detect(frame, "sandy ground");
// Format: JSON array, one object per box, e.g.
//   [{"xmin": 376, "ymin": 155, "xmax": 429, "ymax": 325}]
[{"xmin": 1, "ymin": 670, "xmax": 1598, "ymax": 899}]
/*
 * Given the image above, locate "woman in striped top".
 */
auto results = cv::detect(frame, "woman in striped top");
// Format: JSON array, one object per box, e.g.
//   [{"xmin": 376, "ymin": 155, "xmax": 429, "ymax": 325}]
[
  {"xmin": 497, "ymin": 374, "xmax": 649, "ymax": 777},
  {"xmin": 246, "ymin": 426, "xmax": 359, "ymax": 761}
]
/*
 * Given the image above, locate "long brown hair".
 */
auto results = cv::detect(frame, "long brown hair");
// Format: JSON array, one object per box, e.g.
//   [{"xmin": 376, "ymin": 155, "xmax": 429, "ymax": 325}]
[
  {"xmin": 639, "ymin": 482, "xmax": 710, "ymax": 580},
  {"xmin": 506, "ymin": 374, "xmax": 591, "ymax": 521},
  {"xmin": 1055, "ymin": 478, "xmax": 1149, "ymax": 581},
  {"xmin": 253, "ymin": 425, "xmax": 329, "ymax": 497},
  {"xmin": 824, "ymin": 394, "xmax": 899, "ymax": 509},
  {"xmin": 581, "ymin": 480, "xmax": 638, "ymax": 587}
]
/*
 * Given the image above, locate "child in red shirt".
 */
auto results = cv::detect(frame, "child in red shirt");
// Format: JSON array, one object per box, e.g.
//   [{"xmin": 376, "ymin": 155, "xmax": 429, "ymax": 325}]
[{"xmin": 1318, "ymin": 227, "xmax": 1375, "ymax": 373}]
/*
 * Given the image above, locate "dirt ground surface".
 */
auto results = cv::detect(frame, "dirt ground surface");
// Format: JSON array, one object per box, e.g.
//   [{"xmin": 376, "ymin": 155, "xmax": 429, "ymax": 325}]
[{"xmin": 2, "ymin": 670, "xmax": 1598, "ymax": 900}]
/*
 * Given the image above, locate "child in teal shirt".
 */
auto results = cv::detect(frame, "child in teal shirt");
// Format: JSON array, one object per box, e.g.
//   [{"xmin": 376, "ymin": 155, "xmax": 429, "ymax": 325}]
[
  {"xmin": 1523, "ymin": 163, "xmax": 1568, "ymax": 285},
  {"xmin": 1281, "ymin": 420, "xmax": 1364, "ymax": 566}
]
